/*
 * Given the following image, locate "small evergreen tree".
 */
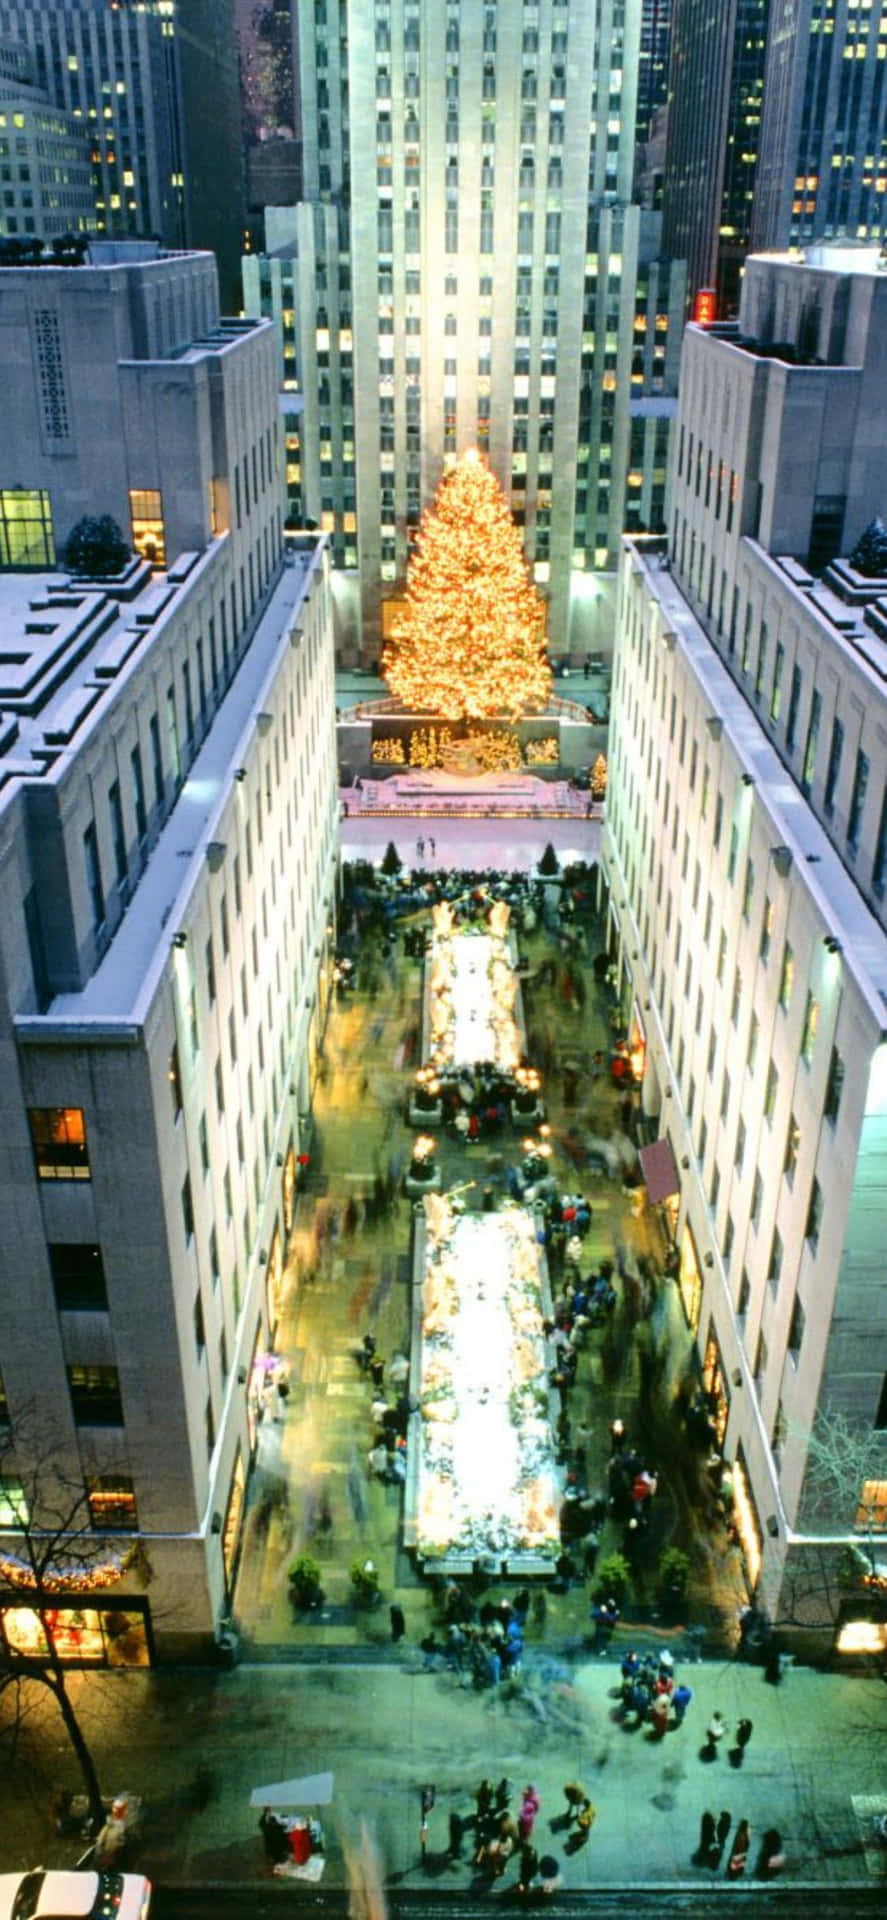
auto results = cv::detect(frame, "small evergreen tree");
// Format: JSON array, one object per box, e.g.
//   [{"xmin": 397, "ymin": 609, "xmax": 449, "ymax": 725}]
[
  {"xmin": 849, "ymin": 516, "xmax": 887, "ymax": 578},
  {"xmin": 64, "ymin": 514, "xmax": 130, "ymax": 579},
  {"xmin": 380, "ymin": 840, "xmax": 402, "ymax": 876},
  {"xmin": 538, "ymin": 842, "xmax": 560, "ymax": 876}
]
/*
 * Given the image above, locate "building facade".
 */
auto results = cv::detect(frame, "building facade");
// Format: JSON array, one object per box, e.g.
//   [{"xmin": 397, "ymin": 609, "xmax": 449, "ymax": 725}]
[
  {"xmin": 0, "ymin": 2, "xmax": 245, "ymax": 307},
  {"xmin": 278, "ymin": 0, "xmax": 685, "ymax": 663},
  {"xmin": 752, "ymin": 0, "xmax": 887, "ymax": 259},
  {"xmin": 0, "ymin": 253, "xmax": 339, "ymax": 1662},
  {"xmin": 0, "ymin": 43, "xmax": 94, "ymax": 243},
  {"xmin": 602, "ymin": 251, "xmax": 887, "ymax": 1646},
  {"xmin": 662, "ymin": 0, "xmax": 772, "ymax": 317}
]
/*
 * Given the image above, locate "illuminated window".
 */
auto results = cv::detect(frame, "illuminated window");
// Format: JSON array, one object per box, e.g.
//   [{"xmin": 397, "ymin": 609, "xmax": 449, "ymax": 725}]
[
  {"xmin": 67, "ymin": 1364, "xmax": 123, "ymax": 1427},
  {"xmin": 0, "ymin": 488, "xmax": 54, "ymax": 568},
  {"xmin": 129, "ymin": 488, "xmax": 165, "ymax": 567},
  {"xmin": 800, "ymin": 991, "xmax": 819, "ymax": 1064},
  {"xmin": 805, "ymin": 1176, "xmax": 823, "ymax": 1251},
  {"xmin": 824, "ymin": 1046, "xmax": 844, "ymax": 1125},
  {"xmin": 856, "ymin": 1481, "xmax": 887, "ymax": 1531},
  {"xmin": 28, "ymin": 1107, "xmax": 89, "ymax": 1181},
  {"xmin": 784, "ymin": 1112, "xmax": 800, "ymax": 1179},
  {"xmin": 87, "ymin": 1474, "xmax": 138, "ymax": 1531},
  {"xmin": 0, "ymin": 1478, "xmax": 28, "ymax": 1527},
  {"xmin": 778, "ymin": 943, "xmax": 794, "ymax": 1011}
]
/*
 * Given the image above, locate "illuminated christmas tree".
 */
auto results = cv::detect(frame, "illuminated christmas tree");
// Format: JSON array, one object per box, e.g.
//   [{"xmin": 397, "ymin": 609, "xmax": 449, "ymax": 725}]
[{"xmin": 382, "ymin": 451, "xmax": 551, "ymax": 722}]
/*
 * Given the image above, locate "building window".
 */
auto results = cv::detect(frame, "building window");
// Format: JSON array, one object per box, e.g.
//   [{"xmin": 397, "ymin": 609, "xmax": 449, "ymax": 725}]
[
  {"xmin": 67, "ymin": 1365, "xmax": 124, "ymax": 1427},
  {"xmin": 129, "ymin": 488, "xmax": 165, "ymax": 567},
  {"xmin": 750, "ymin": 1171, "xmax": 763, "ymax": 1229},
  {"xmin": 742, "ymin": 858, "xmax": 755, "ymax": 920},
  {"xmin": 769, "ymin": 642, "xmax": 784, "ymax": 725},
  {"xmin": 787, "ymin": 1295, "xmax": 805, "ymax": 1361},
  {"xmin": 131, "ymin": 745, "xmax": 147, "ymax": 843},
  {"xmin": 86, "ymin": 1475, "xmax": 138, "ymax": 1531},
  {"xmin": 764, "ymin": 1060, "xmax": 778, "ymax": 1122},
  {"xmin": 784, "ymin": 1112, "xmax": 800, "ymax": 1180},
  {"xmin": 778, "ymin": 943, "xmax": 794, "ymax": 1012},
  {"xmin": 847, "ymin": 748, "xmax": 869, "ymax": 853},
  {"xmin": 800, "ymin": 991, "xmax": 819, "ymax": 1066},
  {"xmin": 767, "ymin": 1228, "xmax": 783, "ymax": 1289},
  {"xmin": 802, "ymin": 689, "xmax": 821, "ymax": 793},
  {"xmin": 805, "ymin": 1176, "xmax": 823, "ymax": 1251},
  {"xmin": 823, "ymin": 718, "xmax": 843, "ymax": 817},
  {"xmin": 84, "ymin": 821, "xmax": 104, "ymax": 932},
  {"xmin": 786, "ymin": 664, "xmax": 802, "ymax": 753},
  {"xmin": 746, "ymin": 1014, "xmax": 759, "ymax": 1071},
  {"xmin": 737, "ymin": 1269, "xmax": 750, "ymax": 1317},
  {"xmin": 29, "ymin": 1107, "xmax": 89, "ymax": 1181},
  {"xmin": 734, "ymin": 1118, "xmax": 746, "ymax": 1171},
  {"xmin": 873, "ymin": 788, "xmax": 887, "ymax": 898},
  {"xmin": 182, "ymin": 1173, "xmax": 195, "ymax": 1242},
  {"xmin": 824, "ymin": 1047, "xmax": 844, "ymax": 1125},
  {"xmin": 168, "ymin": 1043, "xmax": 182, "ymax": 1119},
  {"xmin": 48, "ymin": 1243, "xmax": 107, "ymax": 1311},
  {"xmin": 759, "ymin": 895, "xmax": 773, "ymax": 963},
  {"xmin": 0, "ymin": 488, "xmax": 54, "ymax": 568}
]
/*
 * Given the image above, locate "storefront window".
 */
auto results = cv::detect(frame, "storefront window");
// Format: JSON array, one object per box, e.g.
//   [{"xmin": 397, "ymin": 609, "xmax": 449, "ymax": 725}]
[
  {"xmin": 265, "ymin": 1223, "xmax": 283, "ymax": 1333},
  {"xmin": 247, "ymin": 1320, "xmax": 264, "ymax": 1452},
  {"xmin": 282, "ymin": 1142, "xmax": 296, "ymax": 1237},
  {"xmin": 678, "ymin": 1224, "xmax": 702, "ymax": 1333},
  {"xmin": 222, "ymin": 1450, "xmax": 246, "ymax": 1589},
  {"xmin": 0, "ymin": 1477, "xmax": 28, "ymax": 1528},
  {"xmin": 0, "ymin": 1600, "xmax": 150, "ymax": 1667},
  {"xmin": 702, "ymin": 1327, "xmax": 730, "ymax": 1447},
  {"xmin": 857, "ymin": 1480, "xmax": 887, "ymax": 1531},
  {"xmin": 732, "ymin": 1445, "xmax": 762, "ymax": 1590},
  {"xmin": 835, "ymin": 1619, "xmax": 887, "ymax": 1656}
]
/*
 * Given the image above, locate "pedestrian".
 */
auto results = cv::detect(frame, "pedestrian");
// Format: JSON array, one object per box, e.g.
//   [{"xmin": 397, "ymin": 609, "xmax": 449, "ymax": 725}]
[
  {"xmin": 734, "ymin": 1716, "xmax": 753, "ymax": 1762},
  {"xmin": 716, "ymin": 1809, "xmax": 732, "ymax": 1852},
  {"xmin": 672, "ymin": 1682, "xmax": 693, "ymax": 1725},
  {"xmin": 369, "ymin": 1356, "xmax": 385, "ymax": 1390},
  {"xmin": 448, "ymin": 1810, "xmax": 463, "ymax": 1858},
  {"xmin": 517, "ymin": 1841, "xmax": 539, "ymax": 1892},
  {"xmin": 416, "ymin": 836, "xmax": 425, "ymax": 860},
  {"xmin": 563, "ymin": 1781, "xmax": 590, "ymax": 1821},
  {"xmin": 574, "ymin": 1799, "xmax": 596, "ymax": 1843},
  {"xmin": 494, "ymin": 1777, "xmax": 511, "ymax": 1813},
  {"xmin": 609, "ymin": 1417, "xmax": 626, "ymax": 1453},
  {"xmin": 756, "ymin": 1828, "xmax": 785, "ymax": 1878},
  {"xmin": 389, "ymin": 1602, "xmax": 405, "ymax": 1642},
  {"xmin": 259, "ymin": 1807, "xmax": 290, "ymax": 1864},
  {"xmin": 429, "ymin": 836, "xmax": 436, "ymax": 857},
  {"xmin": 697, "ymin": 1810, "xmax": 716, "ymax": 1861},
  {"xmin": 650, "ymin": 1691, "xmax": 670, "ymax": 1738},
  {"xmin": 518, "ymin": 1785, "xmax": 540, "ymax": 1841},
  {"xmin": 703, "ymin": 1709, "xmax": 726, "ymax": 1759},
  {"xmin": 727, "ymin": 1818, "xmax": 750, "ymax": 1878},
  {"xmin": 538, "ymin": 1853, "xmax": 561, "ymax": 1896},
  {"xmin": 475, "ymin": 1779, "xmax": 494, "ymax": 1828}
]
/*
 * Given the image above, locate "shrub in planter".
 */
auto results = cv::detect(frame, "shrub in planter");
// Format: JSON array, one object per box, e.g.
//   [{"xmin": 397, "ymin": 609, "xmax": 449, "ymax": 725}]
[
  {"xmin": 593, "ymin": 1551, "xmax": 631, "ymax": 1605},
  {"xmin": 657, "ymin": 1546, "xmax": 691, "ymax": 1599},
  {"xmin": 63, "ymin": 513, "xmax": 130, "ymax": 578},
  {"xmin": 288, "ymin": 1553, "xmax": 324, "ymax": 1609},
  {"xmin": 350, "ymin": 1556, "xmax": 381, "ymax": 1604}
]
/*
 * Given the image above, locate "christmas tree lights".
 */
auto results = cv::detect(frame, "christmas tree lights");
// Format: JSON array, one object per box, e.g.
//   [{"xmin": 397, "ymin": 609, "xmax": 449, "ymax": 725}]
[{"xmin": 382, "ymin": 451, "xmax": 552, "ymax": 722}]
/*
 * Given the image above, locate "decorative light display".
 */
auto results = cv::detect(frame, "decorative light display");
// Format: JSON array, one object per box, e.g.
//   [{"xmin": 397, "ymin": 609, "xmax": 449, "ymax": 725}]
[
  {"xmin": 409, "ymin": 1195, "xmax": 559, "ymax": 1565},
  {"xmin": 382, "ymin": 450, "xmax": 552, "ymax": 722},
  {"xmin": 0, "ymin": 1540, "xmax": 143, "ymax": 1593},
  {"xmin": 426, "ymin": 902, "xmax": 522, "ymax": 1074}
]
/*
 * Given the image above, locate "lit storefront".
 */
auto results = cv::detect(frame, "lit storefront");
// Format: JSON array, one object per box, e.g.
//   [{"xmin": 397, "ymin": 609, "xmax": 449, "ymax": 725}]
[
  {"xmin": 732, "ymin": 1443, "xmax": 762, "ymax": 1591},
  {"xmin": 0, "ymin": 1596, "xmax": 151, "ymax": 1667},
  {"xmin": 678, "ymin": 1222, "xmax": 703, "ymax": 1334},
  {"xmin": 222, "ymin": 1449, "xmax": 246, "ymax": 1594},
  {"xmin": 702, "ymin": 1324, "xmax": 730, "ymax": 1448},
  {"xmin": 265, "ymin": 1222, "xmax": 283, "ymax": 1333},
  {"xmin": 282, "ymin": 1140, "xmax": 297, "ymax": 1240}
]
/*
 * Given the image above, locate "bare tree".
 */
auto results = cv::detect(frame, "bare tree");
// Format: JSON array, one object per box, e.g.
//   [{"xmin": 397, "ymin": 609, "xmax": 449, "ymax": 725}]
[
  {"xmin": 774, "ymin": 1406, "xmax": 887, "ymax": 1632},
  {"xmin": 0, "ymin": 1410, "xmax": 149, "ymax": 1830}
]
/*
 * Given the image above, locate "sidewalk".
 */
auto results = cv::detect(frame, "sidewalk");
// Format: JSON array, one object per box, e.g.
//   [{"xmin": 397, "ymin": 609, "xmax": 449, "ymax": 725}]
[{"xmin": 3, "ymin": 1653, "xmax": 885, "ymax": 1890}]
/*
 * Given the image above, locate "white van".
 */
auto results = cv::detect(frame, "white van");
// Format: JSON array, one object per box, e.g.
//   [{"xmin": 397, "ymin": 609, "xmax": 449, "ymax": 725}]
[{"xmin": 0, "ymin": 1870, "xmax": 151, "ymax": 1920}]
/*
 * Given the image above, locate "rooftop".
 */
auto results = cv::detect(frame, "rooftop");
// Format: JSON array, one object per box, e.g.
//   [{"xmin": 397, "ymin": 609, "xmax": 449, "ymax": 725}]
[
  {"xmin": 626, "ymin": 540, "xmax": 887, "ymax": 1033},
  {"xmin": 14, "ymin": 545, "xmax": 326, "ymax": 1037}
]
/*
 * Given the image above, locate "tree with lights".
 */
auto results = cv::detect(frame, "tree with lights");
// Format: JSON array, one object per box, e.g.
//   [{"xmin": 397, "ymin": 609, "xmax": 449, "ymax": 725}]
[{"xmin": 382, "ymin": 452, "xmax": 551, "ymax": 722}]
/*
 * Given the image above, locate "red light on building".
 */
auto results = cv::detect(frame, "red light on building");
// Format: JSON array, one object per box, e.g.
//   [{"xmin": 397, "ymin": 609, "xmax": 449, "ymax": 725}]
[{"xmin": 693, "ymin": 288, "xmax": 718, "ymax": 326}]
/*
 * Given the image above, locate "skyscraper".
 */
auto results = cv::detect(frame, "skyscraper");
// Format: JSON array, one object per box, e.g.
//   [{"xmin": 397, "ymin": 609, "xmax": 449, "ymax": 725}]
[
  {"xmin": 0, "ymin": 246, "xmax": 337, "ymax": 1660},
  {"xmin": 637, "ymin": 0, "xmax": 672, "ymax": 143},
  {"xmin": 604, "ymin": 248, "xmax": 887, "ymax": 1643},
  {"xmin": 662, "ymin": 0, "xmax": 771, "ymax": 316},
  {"xmin": 282, "ymin": 0, "xmax": 685, "ymax": 662},
  {"xmin": 0, "ymin": 1, "xmax": 245, "ymax": 307},
  {"xmin": 752, "ymin": 0, "xmax": 887, "ymax": 257}
]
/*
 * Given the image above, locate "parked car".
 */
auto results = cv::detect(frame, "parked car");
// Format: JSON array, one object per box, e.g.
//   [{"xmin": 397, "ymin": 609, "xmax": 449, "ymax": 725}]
[{"xmin": 0, "ymin": 1870, "xmax": 151, "ymax": 1920}]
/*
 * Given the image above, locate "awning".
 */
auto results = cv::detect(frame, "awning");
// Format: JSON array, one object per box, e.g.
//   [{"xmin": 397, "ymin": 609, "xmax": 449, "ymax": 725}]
[
  {"xmin": 638, "ymin": 1138, "xmax": 680, "ymax": 1205},
  {"xmin": 249, "ymin": 1772, "xmax": 334, "ymax": 1808}
]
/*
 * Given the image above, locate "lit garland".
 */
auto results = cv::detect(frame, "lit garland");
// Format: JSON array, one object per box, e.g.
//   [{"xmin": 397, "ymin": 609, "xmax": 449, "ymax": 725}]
[
  {"xmin": 0, "ymin": 1540, "xmax": 145, "ymax": 1593},
  {"xmin": 382, "ymin": 450, "xmax": 552, "ymax": 722}
]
